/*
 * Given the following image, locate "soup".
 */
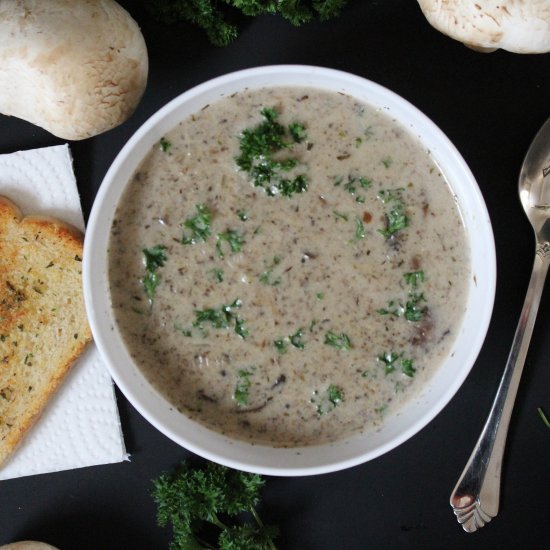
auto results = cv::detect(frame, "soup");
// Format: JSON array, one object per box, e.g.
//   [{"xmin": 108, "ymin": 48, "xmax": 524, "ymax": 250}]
[{"xmin": 108, "ymin": 87, "xmax": 470, "ymax": 447}]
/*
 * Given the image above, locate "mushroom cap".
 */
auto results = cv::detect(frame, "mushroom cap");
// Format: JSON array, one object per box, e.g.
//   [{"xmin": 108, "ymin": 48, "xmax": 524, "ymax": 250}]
[
  {"xmin": 0, "ymin": 0, "xmax": 148, "ymax": 140},
  {"xmin": 417, "ymin": 0, "xmax": 550, "ymax": 53},
  {"xmin": 0, "ymin": 543, "xmax": 59, "ymax": 550}
]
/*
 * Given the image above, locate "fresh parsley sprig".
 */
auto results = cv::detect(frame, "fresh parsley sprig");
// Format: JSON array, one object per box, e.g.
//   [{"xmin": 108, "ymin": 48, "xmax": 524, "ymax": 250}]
[
  {"xmin": 146, "ymin": 0, "xmax": 349, "ymax": 47},
  {"xmin": 151, "ymin": 460, "xmax": 279, "ymax": 550}
]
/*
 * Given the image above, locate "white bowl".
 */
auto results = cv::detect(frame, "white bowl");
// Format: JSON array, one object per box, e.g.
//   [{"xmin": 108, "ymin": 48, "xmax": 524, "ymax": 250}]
[{"xmin": 83, "ymin": 65, "xmax": 496, "ymax": 476}]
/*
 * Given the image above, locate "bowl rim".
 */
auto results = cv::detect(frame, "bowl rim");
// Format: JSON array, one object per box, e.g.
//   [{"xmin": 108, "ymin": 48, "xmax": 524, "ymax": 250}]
[{"xmin": 83, "ymin": 64, "xmax": 496, "ymax": 476}]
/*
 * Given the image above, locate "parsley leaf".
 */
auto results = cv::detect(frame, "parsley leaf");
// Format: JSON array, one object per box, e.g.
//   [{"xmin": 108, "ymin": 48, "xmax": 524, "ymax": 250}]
[
  {"xmin": 259, "ymin": 256, "xmax": 282, "ymax": 286},
  {"xmin": 312, "ymin": 384, "xmax": 345, "ymax": 415},
  {"xmin": 289, "ymin": 122, "xmax": 307, "ymax": 143},
  {"xmin": 234, "ymin": 367, "xmax": 256, "ymax": 406},
  {"xmin": 236, "ymin": 107, "xmax": 309, "ymax": 198},
  {"xmin": 146, "ymin": 0, "xmax": 349, "ymax": 46},
  {"xmin": 378, "ymin": 351, "xmax": 416, "ymax": 377},
  {"xmin": 274, "ymin": 325, "xmax": 307, "ymax": 353},
  {"xmin": 273, "ymin": 339, "xmax": 288, "ymax": 354},
  {"xmin": 404, "ymin": 292, "xmax": 427, "ymax": 322},
  {"xmin": 151, "ymin": 460, "xmax": 279, "ymax": 550},
  {"xmin": 404, "ymin": 270, "xmax": 425, "ymax": 288},
  {"xmin": 324, "ymin": 331, "xmax": 352, "ymax": 350},
  {"xmin": 377, "ymin": 189, "xmax": 409, "ymax": 238},
  {"xmin": 142, "ymin": 245, "xmax": 167, "ymax": 304},
  {"xmin": 289, "ymin": 327, "xmax": 306, "ymax": 349},
  {"xmin": 159, "ymin": 137, "xmax": 172, "ymax": 152},
  {"xmin": 181, "ymin": 204, "xmax": 212, "ymax": 244},
  {"xmin": 193, "ymin": 299, "xmax": 248, "ymax": 338},
  {"xmin": 216, "ymin": 229, "xmax": 245, "ymax": 258}
]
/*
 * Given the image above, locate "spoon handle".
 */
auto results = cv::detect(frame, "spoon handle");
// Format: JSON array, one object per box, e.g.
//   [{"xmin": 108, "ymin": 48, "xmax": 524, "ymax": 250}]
[{"xmin": 449, "ymin": 245, "xmax": 549, "ymax": 532}]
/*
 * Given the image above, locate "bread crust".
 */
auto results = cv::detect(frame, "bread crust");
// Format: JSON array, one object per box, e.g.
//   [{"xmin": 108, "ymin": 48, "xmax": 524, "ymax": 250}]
[{"xmin": 0, "ymin": 195, "xmax": 92, "ymax": 467}]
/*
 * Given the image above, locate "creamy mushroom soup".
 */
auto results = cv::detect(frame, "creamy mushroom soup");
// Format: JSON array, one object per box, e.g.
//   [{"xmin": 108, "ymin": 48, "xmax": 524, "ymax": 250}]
[{"xmin": 108, "ymin": 87, "xmax": 470, "ymax": 447}]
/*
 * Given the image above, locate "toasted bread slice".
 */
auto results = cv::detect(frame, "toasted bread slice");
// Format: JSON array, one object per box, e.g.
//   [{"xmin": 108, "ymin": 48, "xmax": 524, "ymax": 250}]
[{"xmin": 0, "ymin": 196, "xmax": 92, "ymax": 467}]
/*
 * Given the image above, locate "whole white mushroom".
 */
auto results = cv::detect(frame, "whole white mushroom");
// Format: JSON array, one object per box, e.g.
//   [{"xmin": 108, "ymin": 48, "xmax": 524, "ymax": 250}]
[
  {"xmin": 0, "ymin": 543, "xmax": 59, "ymax": 550},
  {"xmin": 0, "ymin": 0, "xmax": 148, "ymax": 140},
  {"xmin": 417, "ymin": 0, "xmax": 550, "ymax": 53}
]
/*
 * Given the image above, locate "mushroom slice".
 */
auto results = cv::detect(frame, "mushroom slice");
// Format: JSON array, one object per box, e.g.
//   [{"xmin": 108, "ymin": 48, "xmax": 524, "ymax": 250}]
[{"xmin": 417, "ymin": 0, "xmax": 550, "ymax": 53}]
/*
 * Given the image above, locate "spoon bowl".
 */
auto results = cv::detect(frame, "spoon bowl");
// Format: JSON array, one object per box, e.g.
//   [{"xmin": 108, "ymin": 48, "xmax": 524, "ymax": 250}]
[{"xmin": 519, "ymin": 118, "xmax": 550, "ymax": 238}]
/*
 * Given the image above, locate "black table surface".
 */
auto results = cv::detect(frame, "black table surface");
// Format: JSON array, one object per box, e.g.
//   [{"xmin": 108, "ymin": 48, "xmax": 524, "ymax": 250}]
[{"xmin": 1, "ymin": 1, "xmax": 549, "ymax": 548}]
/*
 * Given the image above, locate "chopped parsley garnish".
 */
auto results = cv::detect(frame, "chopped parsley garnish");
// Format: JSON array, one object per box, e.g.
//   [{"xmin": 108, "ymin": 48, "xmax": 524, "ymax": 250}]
[
  {"xmin": 216, "ymin": 229, "xmax": 245, "ymax": 258},
  {"xmin": 404, "ymin": 292, "xmax": 427, "ymax": 322},
  {"xmin": 378, "ymin": 351, "xmax": 416, "ymax": 377},
  {"xmin": 276, "ymin": 174, "xmax": 308, "ymax": 197},
  {"xmin": 193, "ymin": 299, "xmax": 248, "ymax": 338},
  {"xmin": 234, "ymin": 317, "xmax": 249, "ymax": 339},
  {"xmin": 404, "ymin": 270, "xmax": 425, "ymax": 288},
  {"xmin": 327, "ymin": 384, "xmax": 344, "ymax": 406},
  {"xmin": 377, "ymin": 189, "xmax": 409, "ymax": 238},
  {"xmin": 377, "ymin": 293, "xmax": 426, "ymax": 322},
  {"xmin": 174, "ymin": 322, "xmax": 192, "ymax": 337},
  {"xmin": 289, "ymin": 122, "xmax": 307, "ymax": 143},
  {"xmin": 273, "ymin": 339, "xmax": 288, "ymax": 354},
  {"xmin": 335, "ymin": 175, "xmax": 372, "ymax": 203},
  {"xmin": 273, "ymin": 326, "xmax": 306, "ymax": 353},
  {"xmin": 378, "ymin": 271, "xmax": 428, "ymax": 322},
  {"xmin": 234, "ymin": 367, "xmax": 256, "ymax": 406},
  {"xmin": 237, "ymin": 209, "xmax": 249, "ymax": 221},
  {"xmin": 377, "ymin": 300, "xmax": 401, "ymax": 317},
  {"xmin": 159, "ymin": 137, "xmax": 172, "ymax": 152},
  {"xmin": 333, "ymin": 210, "xmax": 349, "ymax": 221},
  {"xmin": 400, "ymin": 358, "xmax": 416, "ymax": 378},
  {"xmin": 289, "ymin": 328, "xmax": 306, "ymax": 349},
  {"xmin": 236, "ymin": 107, "xmax": 309, "ymax": 198},
  {"xmin": 259, "ymin": 256, "xmax": 282, "ymax": 286},
  {"xmin": 313, "ymin": 384, "xmax": 344, "ymax": 415},
  {"xmin": 142, "ymin": 245, "xmax": 167, "ymax": 303},
  {"xmin": 324, "ymin": 331, "xmax": 352, "ymax": 351},
  {"xmin": 382, "ymin": 156, "xmax": 393, "ymax": 168},
  {"xmin": 354, "ymin": 216, "xmax": 365, "ymax": 240},
  {"xmin": 210, "ymin": 268, "xmax": 224, "ymax": 282},
  {"xmin": 181, "ymin": 204, "xmax": 212, "ymax": 244},
  {"xmin": 344, "ymin": 176, "xmax": 371, "ymax": 194}
]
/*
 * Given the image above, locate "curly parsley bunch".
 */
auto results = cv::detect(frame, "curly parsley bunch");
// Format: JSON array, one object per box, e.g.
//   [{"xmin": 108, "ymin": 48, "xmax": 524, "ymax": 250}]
[
  {"xmin": 152, "ymin": 460, "xmax": 279, "ymax": 549},
  {"xmin": 146, "ymin": 0, "xmax": 350, "ymax": 46}
]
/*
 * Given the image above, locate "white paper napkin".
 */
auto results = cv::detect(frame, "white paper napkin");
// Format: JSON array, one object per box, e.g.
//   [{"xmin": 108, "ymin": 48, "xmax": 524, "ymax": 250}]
[{"xmin": 0, "ymin": 144, "xmax": 127, "ymax": 480}]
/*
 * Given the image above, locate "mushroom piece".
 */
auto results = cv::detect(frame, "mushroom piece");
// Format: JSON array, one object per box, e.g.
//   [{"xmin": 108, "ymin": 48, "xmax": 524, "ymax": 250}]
[{"xmin": 416, "ymin": 0, "xmax": 550, "ymax": 53}]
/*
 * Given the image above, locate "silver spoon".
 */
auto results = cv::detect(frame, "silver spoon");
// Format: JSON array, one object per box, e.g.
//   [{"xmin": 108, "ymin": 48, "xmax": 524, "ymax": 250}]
[{"xmin": 450, "ymin": 116, "xmax": 550, "ymax": 532}]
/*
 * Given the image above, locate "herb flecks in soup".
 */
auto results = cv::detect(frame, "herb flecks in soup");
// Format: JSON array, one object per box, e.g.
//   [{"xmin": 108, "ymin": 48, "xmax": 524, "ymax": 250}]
[{"xmin": 108, "ymin": 87, "xmax": 470, "ymax": 447}]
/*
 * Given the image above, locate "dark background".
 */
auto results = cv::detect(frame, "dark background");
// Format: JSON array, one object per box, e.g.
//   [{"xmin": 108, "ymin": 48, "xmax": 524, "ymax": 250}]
[{"xmin": 1, "ymin": 1, "xmax": 549, "ymax": 548}]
